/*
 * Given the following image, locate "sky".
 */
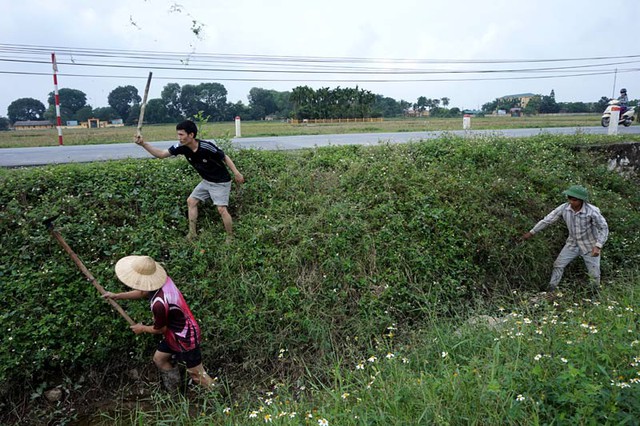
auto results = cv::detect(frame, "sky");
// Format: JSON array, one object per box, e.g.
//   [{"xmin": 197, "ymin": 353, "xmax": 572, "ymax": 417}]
[{"xmin": 1, "ymin": 0, "xmax": 639, "ymax": 117}]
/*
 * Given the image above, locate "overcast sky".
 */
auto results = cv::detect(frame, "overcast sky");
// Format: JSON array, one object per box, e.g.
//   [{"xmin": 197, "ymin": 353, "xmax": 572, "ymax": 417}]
[{"xmin": 1, "ymin": 0, "xmax": 639, "ymax": 117}]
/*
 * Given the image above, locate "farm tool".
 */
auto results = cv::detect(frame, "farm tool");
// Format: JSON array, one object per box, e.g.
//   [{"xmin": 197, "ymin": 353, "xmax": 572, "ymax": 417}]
[
  {"xmin": 43, "ymin": 215, "xmax": 135, "ymax": 325},
  {"xmin": 136, "ymin": 71, "xmax": 153, "ymax": 138}
]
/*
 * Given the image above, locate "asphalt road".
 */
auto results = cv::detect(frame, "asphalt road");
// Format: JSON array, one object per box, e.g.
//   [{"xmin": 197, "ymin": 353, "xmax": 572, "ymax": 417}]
[{"xmin": 2, "ymin": 125, "xmax": 639, "ymax": 168}]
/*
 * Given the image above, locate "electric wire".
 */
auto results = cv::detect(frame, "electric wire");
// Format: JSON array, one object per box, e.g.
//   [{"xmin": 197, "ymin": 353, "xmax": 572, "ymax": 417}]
[
  {"xmin": 1, "ymin": 68, "xmax": 637, "ymax": 83},
  {"xmin": 0, "ymin": 42, "xmax": 638, "ymax": 89}
]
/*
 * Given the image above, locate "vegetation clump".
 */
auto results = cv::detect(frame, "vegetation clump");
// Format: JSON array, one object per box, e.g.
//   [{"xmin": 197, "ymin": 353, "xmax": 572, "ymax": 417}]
[{"xmin": 1, "ymin": 134, "xmax": 639, "ymax": 424}]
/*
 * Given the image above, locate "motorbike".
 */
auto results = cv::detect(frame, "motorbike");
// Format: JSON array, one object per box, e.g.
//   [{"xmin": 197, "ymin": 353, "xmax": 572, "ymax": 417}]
[{"xmin": 601, "ymin": 99, "xmax": 635, "ymax": 127}]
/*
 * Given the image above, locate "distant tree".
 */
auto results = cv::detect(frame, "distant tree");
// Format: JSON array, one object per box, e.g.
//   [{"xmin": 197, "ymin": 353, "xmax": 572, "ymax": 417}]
[
  {"xmin": 288, "ymin": 85, "xmax": 375, "ymax": 120},
  {"xmin": 7, "ymin": 97, "xmax": 46, "ymax": 123},
  {"xmin": 290, "ymin": 85, "xmax": 314, "ymax": 119},
  {"xmin": 144, "ymin": 98, "xmax": 170, "ymax": 124},
  {"xmin": 595, "ymin": 96, "xmax": 610, "ymax": 113},
  {"xmin": 0, "ymin": 116, "xmax": 10, "ymax": 130},
  {"xmin": 523, "ymin": 95, "xmax": 542, "ymax": 115},
  {"xmin": 399, "ymin": 100, "xmax": 412, "ymax": 116},
  {"xmin": 559, "ymin": 102, "xmax": 590, "ymax": 113},
  {"xmin": 481, "ymin": 99, "xmax": 498, "ymax": 113},
  {"xmin": 43, "ymin": 105, "xmax": 67, "ymax": 123},
  {"xmin": 429, "ymin": 107, "xmax": 445, "ymax": 117},
  {"xmin": 108, "ymin": 85, "xmax": 141, "ymax": 120},
  {"xmin": 449, "ymin": 107, "xmax": 461, "ymax": 116},
  {"xmin": 179, "ymin": 83, "xmax": 227, "ymax": 121},
  {"xmin": 415, "ymin": 96, "xmax": 428, "ymax": 115},
  {"xmin": 539, "ymin": 90, "xmax": 560, "ymax": 113},
  {"xmin": 330, "ymin": 86, "xmax": 353, "ymax": 118},
  {"xmin": 178, "ymin": 84, "xmax": 200, "ymax": 119},
  {"xmin": 355, "ymin": 87, "xmax": 375, "ymax": 118},
  {"xmin": 273, "ymin": 91, "xmax": 291, "ymax": 118},
  {"xmin": 314, "ymin": 87, "xmax": 331, "ymax": 118},
  {"xmin": 223, "ymin": 101, "xmax": 250, "ymax": 121},
  {"xmin": 47, "ymin": 88, "xmax": 87, "ymax": 115},
  {"xmin": 248, "ymin": 87, "xmax": 278, "ymax": 120},
  {"xmin": 441, "ymin": 97, "xmax": 450, "ymax": 108},
  {"xmin": 92, "ymin": 106, "xmax": 119, "ymax": 121},
  {"xmin": 160, "ymin": 83, "xmax": 183, "ymax": 121},
  {"xmin": 126, "ymin": 104, "xmax": 141, "ymax": 126},
  {"xmin": 74, "ymin": 105, "xmax": 94, "ymax": 122},
  {"xmin": 196, "ymin": 82, "xmax": 227, "ymax": 120},
  {"xmin": 373, "ymin": 95, "xmax": 404, "ymax": 117}
]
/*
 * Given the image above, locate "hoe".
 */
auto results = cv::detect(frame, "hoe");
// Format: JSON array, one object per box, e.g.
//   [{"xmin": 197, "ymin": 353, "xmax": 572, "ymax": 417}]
[{"xmin": 43, "ymin": 215, "xmax": 135, "ymax": 325}]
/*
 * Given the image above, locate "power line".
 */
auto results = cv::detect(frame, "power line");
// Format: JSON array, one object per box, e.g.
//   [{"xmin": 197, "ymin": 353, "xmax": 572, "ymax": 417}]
[
  {"xmin": 1, "ymin": 42, "xmax": 638, "ymax": 95},
  {"xmin": 2, "ymin": 56, "xmax": 640, "ymax": 77},
  {"xmin": 2, "ymin": 43, "xmax": 640, "ymax": 64},
  {"xmin": 1, "ymin": 68, "xmax": 636, "ymax": 83},
  {"xmin": 1, "ymin": 43, "xmax": 640, "ymax": 76}
]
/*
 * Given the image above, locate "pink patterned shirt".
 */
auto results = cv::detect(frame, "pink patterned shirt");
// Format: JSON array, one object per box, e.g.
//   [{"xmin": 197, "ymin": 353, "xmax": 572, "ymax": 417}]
[{"xmin": 149, "ymin": 277, "xmax": 201, "ymax": 352}]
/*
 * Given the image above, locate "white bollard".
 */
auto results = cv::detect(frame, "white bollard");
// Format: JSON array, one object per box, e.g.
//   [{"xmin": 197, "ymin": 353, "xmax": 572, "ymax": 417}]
[
  {"xmin": 235, "ymin": 116, "xmax": 241, "ymax": 138},
  {"xmin": 607, "ymin": 106, "xmax": 620, "ymax": 135},
  {"xmin": 463, "ymin": 114, "xmax": 471, "ymax": 130}
]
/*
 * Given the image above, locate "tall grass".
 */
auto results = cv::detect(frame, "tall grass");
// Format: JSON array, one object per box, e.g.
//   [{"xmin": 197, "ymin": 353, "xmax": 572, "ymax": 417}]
[{"xmin": 99, "ymin": 274, "xmax": 640, "ymax": 425}]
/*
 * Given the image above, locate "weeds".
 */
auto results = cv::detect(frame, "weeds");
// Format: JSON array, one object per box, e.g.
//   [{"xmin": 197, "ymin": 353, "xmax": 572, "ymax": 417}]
[{"xmin": 1, "ymin": 134, "xmax": 639, "ymax": 424}]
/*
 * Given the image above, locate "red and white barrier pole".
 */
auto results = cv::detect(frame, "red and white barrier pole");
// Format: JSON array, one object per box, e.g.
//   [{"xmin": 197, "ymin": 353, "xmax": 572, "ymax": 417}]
[{"xmin": 51, "ymin": 53, "xmax": 63, "ymax": 146}]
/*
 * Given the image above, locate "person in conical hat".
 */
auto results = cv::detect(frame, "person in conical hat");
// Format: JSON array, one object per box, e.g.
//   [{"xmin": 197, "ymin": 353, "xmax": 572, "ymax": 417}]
[
  {"xmin": 103, "ymin": 255, "xmax": 215, "ymax": 390},
  {"xmin": 522, "ymin": 185, "xmax": 609, "ymax": 295}
]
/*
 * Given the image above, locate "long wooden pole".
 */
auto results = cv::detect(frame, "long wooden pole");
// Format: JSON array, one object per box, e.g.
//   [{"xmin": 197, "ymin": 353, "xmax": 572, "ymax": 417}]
[
  {"xmin": 48, "ymin": 228, "xmax": 136, "ymax": 325},
  {"xmin": 136, "ymin": 72, "xmax": 153, "ymax": 137}
]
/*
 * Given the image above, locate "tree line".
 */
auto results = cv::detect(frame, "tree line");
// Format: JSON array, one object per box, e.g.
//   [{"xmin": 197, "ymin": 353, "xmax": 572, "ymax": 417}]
[
  {"xmin": 480, "ymin": 89, "xmax": 638, "ymax": 115},
  {"xmin": 4, "ymin": 83, "xmax": 414, "ymax": 126},
  {"xmin": 3, "ymin": 83, "xmax": 638, "ymax": 129}
]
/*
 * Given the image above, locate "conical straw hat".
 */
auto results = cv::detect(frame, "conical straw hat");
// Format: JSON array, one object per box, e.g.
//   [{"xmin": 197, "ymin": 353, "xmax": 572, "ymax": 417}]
[{"xmin": 115, "ymin": 255, "xmax": 167, "ymax": 291}]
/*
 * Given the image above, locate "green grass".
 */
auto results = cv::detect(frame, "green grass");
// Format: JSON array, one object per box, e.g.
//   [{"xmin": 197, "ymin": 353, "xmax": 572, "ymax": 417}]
[
  {"xmin": 1, "ymin": 133, "xmax": 639, "ymax": 424},
  {"xmin": 0, "ymin": 115, "xmax": 604, "ymax": 148},
  {"xmin": 100, "ymin": 278, "xmax": 640, "ymax": 425}
]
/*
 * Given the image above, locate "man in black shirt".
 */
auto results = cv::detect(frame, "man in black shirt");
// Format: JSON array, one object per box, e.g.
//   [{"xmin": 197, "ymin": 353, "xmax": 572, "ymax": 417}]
[{"xmin": 136, "ymin": 120, "xmax": 244, "ymax": 240}]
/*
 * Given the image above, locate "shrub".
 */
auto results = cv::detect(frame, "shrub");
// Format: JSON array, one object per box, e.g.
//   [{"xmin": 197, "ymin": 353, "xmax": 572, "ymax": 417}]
[{"xmin": 1, "ymin": 134, "xmax": 639, "ymax": 398}]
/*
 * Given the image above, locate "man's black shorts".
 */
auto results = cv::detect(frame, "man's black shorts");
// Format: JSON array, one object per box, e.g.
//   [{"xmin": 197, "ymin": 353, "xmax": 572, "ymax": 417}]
[{"xmin": 157, "ymin": 340, "xmax": 202, "ymax": 369}]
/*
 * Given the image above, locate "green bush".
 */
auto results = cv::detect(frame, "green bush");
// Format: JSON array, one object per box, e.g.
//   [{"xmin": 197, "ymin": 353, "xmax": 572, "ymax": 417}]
[{"xmin": 1, "ymin": 134, "xmax": 639, "ymax": 397}]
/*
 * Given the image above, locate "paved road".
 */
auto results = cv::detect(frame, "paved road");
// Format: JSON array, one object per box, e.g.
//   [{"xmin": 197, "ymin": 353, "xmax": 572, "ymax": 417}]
[{"xmin": 2, "ymin": 125, "xmax": 639, "ymax": 167}]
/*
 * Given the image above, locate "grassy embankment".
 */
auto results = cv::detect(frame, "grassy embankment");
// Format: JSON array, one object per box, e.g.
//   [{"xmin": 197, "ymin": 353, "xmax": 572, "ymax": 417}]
[
  {"xmin": 0, "ymin": 115, "xmax": 603, "ymax": 148},
  {"xmin": 1, "ymin": 132, "xmax": 639, "ymax": 424}
]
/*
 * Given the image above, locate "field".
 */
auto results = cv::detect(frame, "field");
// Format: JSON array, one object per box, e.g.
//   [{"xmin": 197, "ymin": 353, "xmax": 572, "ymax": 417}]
[
  {"xmin": 0, "ymin": 114, "xmax": 604, "ymax": 148},
  {"xmin": 1, "ymin": 132, "xmax": 639, "ymax": 424}
]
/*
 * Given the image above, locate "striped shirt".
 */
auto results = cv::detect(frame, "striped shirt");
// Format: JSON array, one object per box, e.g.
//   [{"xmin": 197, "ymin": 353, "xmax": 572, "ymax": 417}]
[{"xmin": 530, "ymin": 202, "xmax": 609, "ymax": 255}]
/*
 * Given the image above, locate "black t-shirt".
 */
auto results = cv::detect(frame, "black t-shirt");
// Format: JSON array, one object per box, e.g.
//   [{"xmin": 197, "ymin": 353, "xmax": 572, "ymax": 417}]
[{"xmin": 168, "ymin": 139, "xmax": 231, "ymax": 183}]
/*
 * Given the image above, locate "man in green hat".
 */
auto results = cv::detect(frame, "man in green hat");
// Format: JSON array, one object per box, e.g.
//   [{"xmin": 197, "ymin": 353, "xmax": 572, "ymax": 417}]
[{"xmin": 522, "ymin": 185, "xmax": 609, "ymax": 293}]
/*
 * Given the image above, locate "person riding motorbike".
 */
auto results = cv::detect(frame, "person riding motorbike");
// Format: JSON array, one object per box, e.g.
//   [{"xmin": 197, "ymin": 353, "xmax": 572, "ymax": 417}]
[{"xmin": 617, "ymin": 88, "xmax": 629, "ymax": 115}]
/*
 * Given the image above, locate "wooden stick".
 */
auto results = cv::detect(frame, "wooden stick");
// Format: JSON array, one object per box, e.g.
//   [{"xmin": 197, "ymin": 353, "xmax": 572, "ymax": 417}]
[
  {"xmin": 136, "ymin": 72, "xmax": 153, "ymax": 137},
  {"xmin": 48, "ymin": 228, "xmax": 136, "ymax": 326}
]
